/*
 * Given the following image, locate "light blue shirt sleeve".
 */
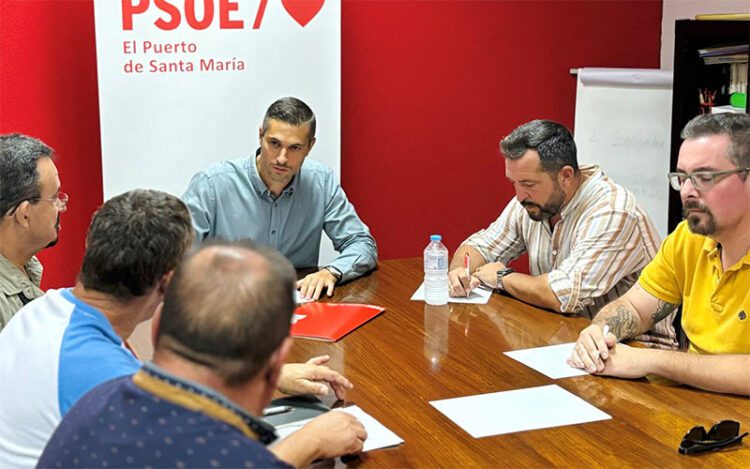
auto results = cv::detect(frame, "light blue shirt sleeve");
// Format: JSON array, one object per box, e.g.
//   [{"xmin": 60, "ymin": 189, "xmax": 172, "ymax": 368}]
[
  {"xmin": 182, "ymin": 171, "xmax": 217, "ymax": 242},
  {"xmin": 321, "ymin": 178, "xmax": 378, "ymax": 283}
]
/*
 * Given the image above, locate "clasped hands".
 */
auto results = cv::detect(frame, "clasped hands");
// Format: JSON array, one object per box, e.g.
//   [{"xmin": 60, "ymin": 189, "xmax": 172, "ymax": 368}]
[
  {"xmin": 448, "ymin": 262, "xmax": 505, "ymax": 297},
  {"xmin": 567, "ymin": 325, "xmax": 650, "ymax": 379}
]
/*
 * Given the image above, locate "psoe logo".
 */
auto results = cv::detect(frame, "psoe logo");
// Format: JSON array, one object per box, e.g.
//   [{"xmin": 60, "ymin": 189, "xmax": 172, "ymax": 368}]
[{"xmin": 121, "ymin": 0, "xmax": 326, "ymax": 31}]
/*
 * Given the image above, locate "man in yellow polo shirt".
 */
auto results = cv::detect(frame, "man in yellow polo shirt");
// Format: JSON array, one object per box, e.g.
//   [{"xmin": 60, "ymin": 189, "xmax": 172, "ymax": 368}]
[{"xmin": 568, "ymin": 113, "xmax": 750, "ymax": 396}]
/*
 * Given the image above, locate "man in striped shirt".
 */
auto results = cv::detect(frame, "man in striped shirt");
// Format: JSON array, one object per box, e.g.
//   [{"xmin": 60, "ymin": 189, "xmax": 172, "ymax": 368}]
[{"xmin": 448, "ymin": 120, "xmax": 675, "ymax": 347}]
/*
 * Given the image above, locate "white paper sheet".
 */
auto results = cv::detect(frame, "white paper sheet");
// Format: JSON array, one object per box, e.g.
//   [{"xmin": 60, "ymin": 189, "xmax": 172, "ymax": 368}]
[
  {"xmin": 410, "ymin": 283, "xmax": 492, "ymax": 304},
  {"xmin": 504, "ymin": 343, "xmax": 589, "ymax": 379},
  {"xmin": 430, "ymin": 384, "xmax": 611, "ymax": 438},
  {"xmin": 274, "ymin": 405, "xmax": 404, "ymax": 452}
]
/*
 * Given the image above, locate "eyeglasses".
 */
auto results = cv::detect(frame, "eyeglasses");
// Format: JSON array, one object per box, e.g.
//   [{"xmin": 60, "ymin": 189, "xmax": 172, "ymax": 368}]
[
  {"xmin": 28, "ymin": 191, "xmax": 69, "ymax": 212},
  {"xmin": 668, "ymin": 167, "xmax": 750, "ymax": 192},
  {"xmin": 679, "ymin": 420, "xmax": 748, "ymax": 455}
]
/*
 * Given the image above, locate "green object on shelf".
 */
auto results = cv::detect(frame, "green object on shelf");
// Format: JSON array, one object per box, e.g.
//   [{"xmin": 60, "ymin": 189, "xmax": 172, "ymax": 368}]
[{"xmin": 730, "ymin": 93, "xmax": 747, "ymax": 109}]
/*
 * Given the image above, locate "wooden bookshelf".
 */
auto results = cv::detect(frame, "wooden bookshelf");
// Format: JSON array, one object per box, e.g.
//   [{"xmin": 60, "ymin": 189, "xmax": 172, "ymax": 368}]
[{"xmin": 668, "ymin": 19, "xmax": 749, "ymax": 232}]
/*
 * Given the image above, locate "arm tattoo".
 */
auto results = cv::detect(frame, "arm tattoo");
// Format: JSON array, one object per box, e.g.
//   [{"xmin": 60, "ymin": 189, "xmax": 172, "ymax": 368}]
[
  {"xmin": 607, "ymin": 305, "xmax": 639, "ymax": 340},
  {"xmin": 651, "ymin": 300, "xmax": 678, "ymax": 323}
]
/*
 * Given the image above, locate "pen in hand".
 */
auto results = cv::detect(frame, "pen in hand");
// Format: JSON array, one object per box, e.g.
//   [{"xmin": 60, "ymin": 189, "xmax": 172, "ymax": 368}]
[
  {"xmin": 464, "ymin": 253, "xmax": 471, "ymax": 298},
  {"xmin": 593, "ymin": 324, "xmax": 610, "ymax": 366}
]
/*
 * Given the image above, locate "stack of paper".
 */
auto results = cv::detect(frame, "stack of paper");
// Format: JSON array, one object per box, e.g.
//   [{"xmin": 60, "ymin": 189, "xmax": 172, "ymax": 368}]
[
  {"xmin": 430, "ymin": 384, "xmax": 610, "ymax": 438},
  {"xmin": 274, "ymin": 405, "xmax": 404, "ymax": 452},
  {"xmin": 411, "ymin": 283, "xmax": 493, "ymax": 304},
  {"xmin": 504, "ymin": 343, "xmax": 589, "ymax": 379}
]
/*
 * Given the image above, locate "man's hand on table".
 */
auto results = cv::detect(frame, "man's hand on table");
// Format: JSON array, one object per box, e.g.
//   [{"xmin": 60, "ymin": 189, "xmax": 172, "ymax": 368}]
[
  {"xmin": 297, "ymin": 268, "xmax": 338, "ymax": 300},
  {"xmin": 279, "ymin": 355, "xmax": 353, "ymax": 400},
  {"xmin": 567, "ymin": 324, "xmax": 617, "ymax": 373},
  {"xmin": 447, "ymin": 266, "xmax": 483, "ymax": 297}
]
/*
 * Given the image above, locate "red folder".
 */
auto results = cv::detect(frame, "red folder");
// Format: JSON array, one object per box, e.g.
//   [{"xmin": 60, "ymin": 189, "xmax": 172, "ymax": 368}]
[{"xmin": 291, "ymin": 303, "xmax": 384, "ymax": 341}]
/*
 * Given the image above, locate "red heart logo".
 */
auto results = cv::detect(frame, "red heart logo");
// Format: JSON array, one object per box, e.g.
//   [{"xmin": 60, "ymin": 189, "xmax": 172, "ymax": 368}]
[{"xmin": 282, "ymin": 0, "xmax": 325, "ymax": 27}]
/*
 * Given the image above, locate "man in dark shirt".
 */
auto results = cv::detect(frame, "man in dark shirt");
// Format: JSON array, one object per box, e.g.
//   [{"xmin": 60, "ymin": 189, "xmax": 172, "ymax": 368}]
[{"xmin": 38, "ymin": 240, "xmax": 366, "ymax": 468}]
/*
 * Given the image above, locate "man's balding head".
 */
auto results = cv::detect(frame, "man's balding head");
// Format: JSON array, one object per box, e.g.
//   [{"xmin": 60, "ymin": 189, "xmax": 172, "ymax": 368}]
[{"xmin": 156, "ymin": 240, "xmax": 296, "ymax": 386}]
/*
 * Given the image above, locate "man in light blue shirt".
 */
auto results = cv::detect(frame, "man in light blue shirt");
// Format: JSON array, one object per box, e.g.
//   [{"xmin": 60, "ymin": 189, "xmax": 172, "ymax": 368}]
[{"xmin": 182, "ymin": 97, "xmax": 377, "ymax": 300}]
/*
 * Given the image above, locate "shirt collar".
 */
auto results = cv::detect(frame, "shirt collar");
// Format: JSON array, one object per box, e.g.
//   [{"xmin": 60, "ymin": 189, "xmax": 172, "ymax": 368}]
[
  {"xmin": 559, "ymin": 165, "xmax": 602, "ymax": 220},
  {"xmin": 701, "ymin": 236, "xmax": 750, "ymax": 268},
  {"xmin": 249, "ymin": 148, "xmax": 297, "ymax": 199},
  {"xmin": 0, "ymin": 253, "xmax": 43, "ymax": 295},
  {"xmin": 137, "ymin": 361, "xmax": 278, "ymax": 445}
]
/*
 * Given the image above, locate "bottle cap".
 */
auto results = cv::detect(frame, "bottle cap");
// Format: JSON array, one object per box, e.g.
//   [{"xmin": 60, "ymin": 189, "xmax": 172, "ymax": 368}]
[{"xmin": 430, "ymin": 234, "xmax": 442, "ymax": 241}]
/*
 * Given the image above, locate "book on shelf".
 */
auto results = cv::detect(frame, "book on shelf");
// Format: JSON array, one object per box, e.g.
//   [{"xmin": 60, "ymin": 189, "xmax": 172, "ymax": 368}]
[
  {"xmin": 711, "ymin": 104, "xmax": 746, "ymax": 115},
  {"xmin": 291, "ymin": 302, "xmax": 385, "ymax": 341},
  {"xmin": 698, "ymin": 44, "xmax": 748, "ymax": 57}
]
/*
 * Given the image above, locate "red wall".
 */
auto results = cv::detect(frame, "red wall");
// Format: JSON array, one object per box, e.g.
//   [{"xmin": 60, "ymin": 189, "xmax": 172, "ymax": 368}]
[
  {"xmin": 0, "ymin": 0, "xmax": 662, "ymax": 289},
  {"xmin": 0, "ymin": 0, "xmax": 102, "ymax": 289},
  {"xmin": 341, "ymin": 0, "xmax": 662, "ymax": 259}
]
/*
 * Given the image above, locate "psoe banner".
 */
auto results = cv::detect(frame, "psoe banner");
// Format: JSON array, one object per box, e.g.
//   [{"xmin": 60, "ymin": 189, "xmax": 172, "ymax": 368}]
[{"xmin": 93, "ymin": 0, "xmax": 340, "ymax": 200}]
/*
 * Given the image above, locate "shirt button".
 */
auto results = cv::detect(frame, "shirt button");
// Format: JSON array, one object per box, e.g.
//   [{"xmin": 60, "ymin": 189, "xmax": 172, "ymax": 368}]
[
  {"xmin": 274, "ymin": 203, "xmax": 279, "ymax": 208},
  {"xmin": 552, "ymin": 250, "xmax": 558, "ymax": 256},
  {"xmin": 271, "ymin": 230, "xmax": 276, "ymax": 235}
]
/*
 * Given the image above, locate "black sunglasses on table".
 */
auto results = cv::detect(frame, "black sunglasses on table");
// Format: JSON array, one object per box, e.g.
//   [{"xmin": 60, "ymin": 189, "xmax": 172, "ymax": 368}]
[{"xmin": 679, "ymin": 420, "xmax": 748, "ymax": 455}]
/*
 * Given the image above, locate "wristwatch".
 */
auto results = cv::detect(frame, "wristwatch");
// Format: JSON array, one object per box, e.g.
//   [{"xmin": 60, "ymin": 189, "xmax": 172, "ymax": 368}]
[
  {"xmin": 496, "ymin": 268, "xmax": 514, "ymax": 291},
  {"xmin": 324, "ymin": 266, "xmax": 342, "ymax": 282}
]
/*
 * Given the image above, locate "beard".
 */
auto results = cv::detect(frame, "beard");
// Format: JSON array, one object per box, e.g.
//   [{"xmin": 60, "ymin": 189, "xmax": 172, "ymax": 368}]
[
  {"xmin": 521, "ymin": 184, "xmax": 566, "ymax": 222},
  {"xmin": 683, "ymin": 200, "xmax": 717, "ymax": 235}
]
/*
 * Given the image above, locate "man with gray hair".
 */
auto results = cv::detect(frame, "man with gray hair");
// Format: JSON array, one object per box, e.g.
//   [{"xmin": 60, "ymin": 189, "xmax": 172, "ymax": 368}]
[
  {"xmin": 39, "ymin": 240, "xmax": 366, "ymax": 468},
  {"xmin": 448, "ymin": 120, "xmax": 675, "ymax": 347},
  {"xmin": 183, "ymin": 97, "xmax": 377, "ymax": 301},
  {"xmin": 569, "ymin": 113, "xmax": 750, "ymax": 396},
  {"xmin": 0, "ymin": 134, "xmax": 68, "ymax": 329}
]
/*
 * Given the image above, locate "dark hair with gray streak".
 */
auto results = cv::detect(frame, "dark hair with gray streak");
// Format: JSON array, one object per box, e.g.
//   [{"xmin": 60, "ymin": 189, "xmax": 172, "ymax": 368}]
[
  {"xmin": 0, "ymin": 134, "xmax": 54, "ymax": 216},
  {"xmin": 261, "ymin": 97, "xmax": 316, "ymax": 144},
  {"xmin": 79, "ymin": 189, "xmax": 194, "ymax": 301},
  {"xmin": 157, "ymin": 239, "xmax": 296, "ymax": 386},
  {"xmin": 500, "ymin": 120, "xmax": 578, "ymax": 174},
  {"xmin": 681, "ymin": 113, "xmax": 750, "ymax": 169}
]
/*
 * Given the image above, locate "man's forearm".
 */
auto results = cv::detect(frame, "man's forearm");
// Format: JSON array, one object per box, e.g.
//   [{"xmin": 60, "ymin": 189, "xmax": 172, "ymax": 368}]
[
  {"xmin": 330, "ymin": 235, "xmax": 378, "ymax": 283},
  {"xmin": 647, "ymin": 350, "xmax": 750, "ymax": 396},
  {"xmin": 502, "ymin": 273, "xmax": 562, "ymax": 312},
  {"xmin": 591, "ymin": 298, "xmax": 646, "ymax": 340},
  {"xmin": 449, "ymin": 245, "xmax": 486, "ymax": 271},
  {"xmin": 270, "ymin": 432, "xmax": 319, "ymax": 468}
]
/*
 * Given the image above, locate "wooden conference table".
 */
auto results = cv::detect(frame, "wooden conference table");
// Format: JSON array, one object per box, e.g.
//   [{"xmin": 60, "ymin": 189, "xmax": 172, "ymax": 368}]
[{"xmin": 287, "ymin": 258, "xmax": 749, "ymax": 468}]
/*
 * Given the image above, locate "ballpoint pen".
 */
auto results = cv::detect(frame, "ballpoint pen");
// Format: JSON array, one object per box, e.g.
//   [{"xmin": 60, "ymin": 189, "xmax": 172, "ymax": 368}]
[
  {"xmin": 593, "ymin": 325, "xmax": 610, "ymax": 364},
  {"xmin": 263, "ymin": 405, "xmax": 292, "ymax": 417},
  {"xmin": 464, "ymin": 253, "xmax": 471, "ymax": 298}
]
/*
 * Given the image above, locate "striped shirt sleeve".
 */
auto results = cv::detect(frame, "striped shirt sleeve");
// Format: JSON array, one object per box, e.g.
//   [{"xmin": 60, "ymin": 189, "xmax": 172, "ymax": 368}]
[{"xmin": 463, "ymin": 199, "xmax": 527, "ymax": 264}]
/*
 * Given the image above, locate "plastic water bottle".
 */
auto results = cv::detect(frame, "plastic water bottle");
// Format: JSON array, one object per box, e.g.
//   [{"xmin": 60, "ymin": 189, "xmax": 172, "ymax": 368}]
[{"xmin": 423, "ymin": 234, "xmax": 449, "ymax": 305}]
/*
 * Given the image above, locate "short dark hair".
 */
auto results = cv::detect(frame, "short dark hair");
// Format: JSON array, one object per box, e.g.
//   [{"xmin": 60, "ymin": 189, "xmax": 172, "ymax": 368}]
[
  {"xmin": 261, "ymin": 97, "xmax": 316, "ymax": 143},
  {"xmin": 681, "ymin": 113, "xmax": 750, "ymax": 168},
  {"xmin": 0, "ymin": 134, "xmax": 54, "ymax": 216},
  {"xmin": 156, "ymin": 240, "xmax": 296, "ymax": 386},
  {"xmin": 500, "ymin": 120, "xmax": 578, "ymax": 174},
  {"xmin": 79, "ymin": 189, "xmax": 194, "ymax": 301}
]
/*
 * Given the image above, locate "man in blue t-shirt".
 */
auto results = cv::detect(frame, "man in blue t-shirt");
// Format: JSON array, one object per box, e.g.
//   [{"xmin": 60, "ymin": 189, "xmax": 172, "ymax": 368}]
[{"xmin": 0, "ymin": 189, "xmax": 195, "ymax": 468}]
